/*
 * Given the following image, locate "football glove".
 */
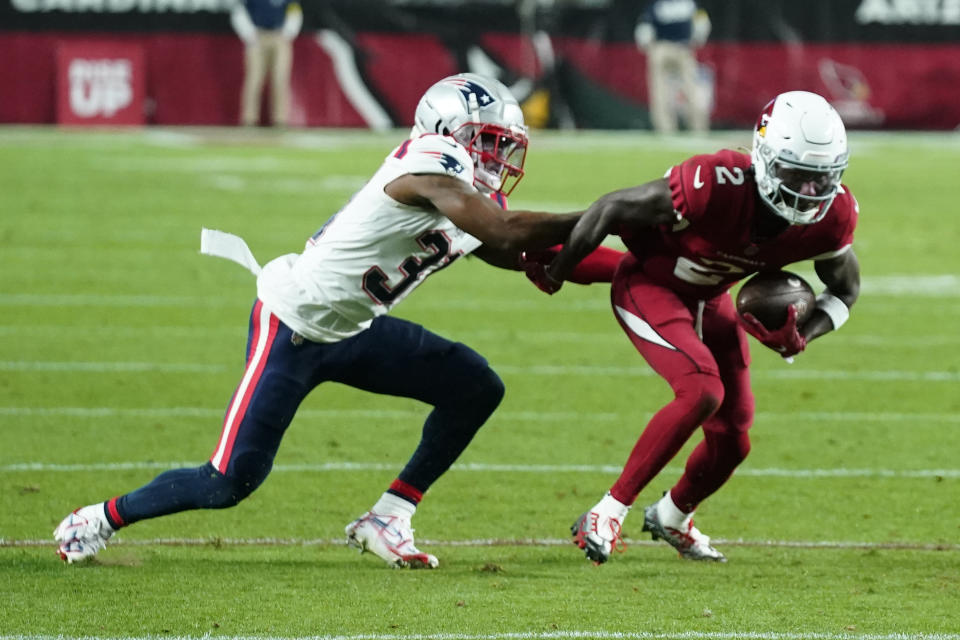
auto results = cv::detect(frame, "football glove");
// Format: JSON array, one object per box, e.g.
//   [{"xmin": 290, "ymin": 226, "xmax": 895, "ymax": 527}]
[
  {"xmin": 739, "ymin": 304, "xmax": 807, "ymax": 358},
  {"xmin": 519, "ymin": 250, "xmax": 563, "ymax": 294}
]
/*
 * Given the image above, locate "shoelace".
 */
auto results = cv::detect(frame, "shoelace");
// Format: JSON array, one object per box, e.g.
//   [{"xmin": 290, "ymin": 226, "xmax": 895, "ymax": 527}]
[
  {"xmin": 370, "ymin": 514, "xmax": 420, "ymax": 551},
  {"xmin": 583, "ymin": 512, "xmax": 627, "ymax": 554},
  {"xmin": 666, "ymin": 518, "xmax": 707, "ymax": 551},
  {"xmin": 607, "ymin": 517, "xmax": 627, "ymax": 554}
]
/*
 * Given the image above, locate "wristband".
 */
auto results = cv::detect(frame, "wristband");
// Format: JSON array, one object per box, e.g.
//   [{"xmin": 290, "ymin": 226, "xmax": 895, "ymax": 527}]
[{"xmin": 816, "ymin": 292, "xmax": 850, "ymax": 330}]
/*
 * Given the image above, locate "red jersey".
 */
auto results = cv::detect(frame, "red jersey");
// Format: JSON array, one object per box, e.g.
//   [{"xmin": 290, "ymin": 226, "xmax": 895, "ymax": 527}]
[{"xmin": 618, "ymin": 150, "xmax": 858, "ymax": 299}]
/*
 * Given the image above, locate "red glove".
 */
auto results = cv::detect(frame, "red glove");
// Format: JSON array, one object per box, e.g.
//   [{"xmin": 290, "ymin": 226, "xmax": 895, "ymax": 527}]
[
  {"xmin": 739, "ymin": 304, "xmax": 807, "ymax": 358},
  {"xmin": 519, "ymin": 250, "xmax": 563, "ymax": 294}
]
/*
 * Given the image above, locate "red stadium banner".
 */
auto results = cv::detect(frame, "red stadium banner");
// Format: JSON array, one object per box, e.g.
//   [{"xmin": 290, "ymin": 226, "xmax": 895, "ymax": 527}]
[
  {"xmin": 55, "ymin": 41, "xmax": 145, "ymax": 126},
  {"xmin": 0, "ymin": 0, "xmax": 957, "ymax": 131}
]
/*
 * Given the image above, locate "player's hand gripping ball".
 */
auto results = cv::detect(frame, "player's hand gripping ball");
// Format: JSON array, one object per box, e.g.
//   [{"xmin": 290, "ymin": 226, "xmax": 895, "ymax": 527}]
[{"xmin": 736, "ymin": 270, "xmax": 815, "ymax": 357}]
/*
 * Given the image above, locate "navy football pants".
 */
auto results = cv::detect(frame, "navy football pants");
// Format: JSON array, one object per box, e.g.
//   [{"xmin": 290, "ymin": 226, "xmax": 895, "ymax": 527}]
[{"xmin": 109, "ymin": 299, "xmax": 505, "ymax": 527}]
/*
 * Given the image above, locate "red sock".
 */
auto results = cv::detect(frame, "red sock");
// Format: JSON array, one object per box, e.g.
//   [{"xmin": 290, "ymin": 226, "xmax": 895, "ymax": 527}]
[{"xmin": 387, "ymin": 479, "xmax": 423, "ymax": 505}]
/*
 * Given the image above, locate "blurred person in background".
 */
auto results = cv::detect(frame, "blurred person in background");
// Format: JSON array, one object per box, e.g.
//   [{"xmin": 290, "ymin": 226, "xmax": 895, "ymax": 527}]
[
  {"xmin": 636, "ymin": 0, "xmax": 711, "ymax": 133},
  {"xmin": 231, "ymin": 0, "xmax": 303, "ymax": 127}
]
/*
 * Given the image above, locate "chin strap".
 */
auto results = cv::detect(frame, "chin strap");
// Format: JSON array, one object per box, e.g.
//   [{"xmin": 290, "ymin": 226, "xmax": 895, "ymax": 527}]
[{"xmin": 816, "ymin": 292, "xmax": 850, "ymax": 329}]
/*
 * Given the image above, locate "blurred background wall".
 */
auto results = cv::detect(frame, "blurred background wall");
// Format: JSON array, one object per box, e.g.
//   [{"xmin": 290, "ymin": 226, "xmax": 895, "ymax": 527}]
[{"xmin": 1, "ymin": 0, "xmax": 958, "ymax": 129}]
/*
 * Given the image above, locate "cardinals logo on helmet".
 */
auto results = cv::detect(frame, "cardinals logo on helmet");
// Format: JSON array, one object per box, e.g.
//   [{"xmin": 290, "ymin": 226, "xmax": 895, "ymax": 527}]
[{"xmin": 756, "ymin": 99, "xmax": 775, "ymax": 138}]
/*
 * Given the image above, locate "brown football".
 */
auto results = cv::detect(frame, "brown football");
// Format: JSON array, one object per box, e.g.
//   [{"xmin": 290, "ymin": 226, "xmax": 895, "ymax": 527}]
[{"xmin": 736, "ymin": 270, "xmax": 816, "ymax": 330}]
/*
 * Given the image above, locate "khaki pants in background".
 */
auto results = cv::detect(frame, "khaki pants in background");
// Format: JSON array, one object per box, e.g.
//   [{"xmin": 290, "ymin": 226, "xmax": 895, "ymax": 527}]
[
  {"xmin": 646, "ymin": 40, "xmax": 708, "ymax": 133},
  {"xmin": 240, "ymin": 30, "xmax": 293, "ymax": 127}
]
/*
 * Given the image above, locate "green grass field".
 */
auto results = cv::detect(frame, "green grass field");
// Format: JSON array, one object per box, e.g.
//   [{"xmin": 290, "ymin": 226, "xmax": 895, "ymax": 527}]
[{"xmin": 1, "ymin": 126, "xmax": 958, "ymax": 640}]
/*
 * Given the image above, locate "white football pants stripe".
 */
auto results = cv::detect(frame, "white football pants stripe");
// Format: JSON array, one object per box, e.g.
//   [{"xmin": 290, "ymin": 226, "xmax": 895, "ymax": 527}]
[
  {"xmin": 210, "ymin": 303, "xmax": 274, "ymax": 472},
  {"xmin": 614, "ymin": 305, "xmax": 677, "ymax": 350}
]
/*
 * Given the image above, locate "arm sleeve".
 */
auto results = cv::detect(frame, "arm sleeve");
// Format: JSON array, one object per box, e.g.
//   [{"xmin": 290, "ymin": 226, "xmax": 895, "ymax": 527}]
[
  {"xmin": 394, "ymin": 134, "xmax": 476, "ymax": 187},
  {"xmin": 667, "ymin": 155, "xmax": 714, "ymax": 226},
  {"xmin": 282, "ymin": 2, "xmax": 303, "ymax": 39},
  {"xmin": 692, "ymin": 9, "xmax": 711, "ymax": 45},
  {"xmin": 230, "ymin": 2, "xmax": 257, "ymax": 43},
  {"xmin": 570, "ymin": 245, "xmax": 624, "ymax": 284},
  {"xmin": 815, "ymin": 187, "xmax": 858, "ymax": 257},
  {"xmin": 527, "ymin": 244, "xmax": 625, "ymax": 284},
  {"xmin": 635, "ymin": 22, "xmax": 654, "ymax": 48}
]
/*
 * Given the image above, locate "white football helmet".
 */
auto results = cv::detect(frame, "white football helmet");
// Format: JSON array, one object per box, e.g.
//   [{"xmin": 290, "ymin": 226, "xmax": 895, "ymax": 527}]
[
  {"xmin": 412, "ymin": 73, "xmax": 528, "ymax": 196},
  {"xmin": 751, "ymin": 91, "xmax": 849, "ymax": 225}
]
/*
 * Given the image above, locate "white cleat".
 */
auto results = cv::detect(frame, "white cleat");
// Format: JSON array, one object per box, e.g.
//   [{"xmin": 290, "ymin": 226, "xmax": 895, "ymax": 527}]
[
  {"xmin": 642, "ymin": 503, "xmax": 726, "ymax": 562},
  {"xmin": 345, "ymin": 511, "xmax": 438, "ymax": 569},
  {"xmin": 53, "ymin": 504, "xmax": 115, "ymax": 564},
  {"xmin": 570, "ymin": 493, "xmax": 629, "ymax": 565}
]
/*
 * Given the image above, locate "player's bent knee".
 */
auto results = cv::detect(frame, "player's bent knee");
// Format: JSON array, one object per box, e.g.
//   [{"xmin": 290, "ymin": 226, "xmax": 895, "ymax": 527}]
[
  {"xmin": 734, "ymin": 433, "xmax": 752, "ymax": 462},
  {"xmin": 201, "ymin": 454, "xmax": 272, "ymax": 508},
  {"xmin": 674, "ymin": 373, "xmax": 724, "ymax": 423},
  {"xmin": 708, "ymin": 430, "xmax": 752, "ymax": 465},
  {"xmin": 475, "ymin": 365, "xmax": 505, "ymax": 408},
  {"xmin": 445, "ymin": 344, "xmax": 505, "ymax": 407},
  {"xmin": 726, "ymin": 402, "xmax": 755, "ymax": 432}
]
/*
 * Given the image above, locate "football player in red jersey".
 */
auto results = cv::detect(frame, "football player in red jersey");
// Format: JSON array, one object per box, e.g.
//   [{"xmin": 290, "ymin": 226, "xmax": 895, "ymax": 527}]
[{"xmin": 527, "ymin": 90, "xmax": 861, "ymax": 563}]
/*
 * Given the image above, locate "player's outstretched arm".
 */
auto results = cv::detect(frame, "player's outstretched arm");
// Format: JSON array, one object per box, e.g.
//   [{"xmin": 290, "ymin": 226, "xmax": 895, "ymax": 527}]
[
  {"xmin": 385, "ymin": 173, "xmax": 580, "ymax": 252},
  {"xmin": 806, "ymin": 248, "xmax": 861, "ymax": 343},
  {"xmin": 546, "ymin": 178, "xmax": 679, "ymax": 284}
]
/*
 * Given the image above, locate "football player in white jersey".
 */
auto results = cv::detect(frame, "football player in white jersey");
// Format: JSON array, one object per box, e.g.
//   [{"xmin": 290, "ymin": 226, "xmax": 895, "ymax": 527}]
[{"xmin": 53, "ymin": 74, "xmax": 582, "ymax": 569}]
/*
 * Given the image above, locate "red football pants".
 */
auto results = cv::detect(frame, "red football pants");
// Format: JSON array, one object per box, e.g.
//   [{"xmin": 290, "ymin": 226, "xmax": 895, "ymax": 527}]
[{"xmin": 608, "ymin": 257, "xmax": 755, "ymax": 513}]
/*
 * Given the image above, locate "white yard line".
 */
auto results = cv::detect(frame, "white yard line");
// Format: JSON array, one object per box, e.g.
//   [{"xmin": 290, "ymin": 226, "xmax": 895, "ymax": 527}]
[
  {"xmin": 2, "ymin": 635, "xmax": 959, "ymax": 640},
  {"xmin": 1, "ymin": 324, "xmax": 959, "ymax": 347},
  {"xmin": 2, "ymin": 406, "xmax": 959, "ymax": 424},
  {"xmin": 2, "ymin": 460, "xmax": 957, "ymax": 479},
  {"xmin": 2, "ymin": 360, "xmax": 959, "ymax": 381},
  {"xmin": 3, "ymin": 537, "xmax": 958, "ymax": 553},
  {"xmin": 4, "ymin": 635, "xmax": 960, "ymax": 640},
  {"xmin": 0, "ymin": 274, "xmax": 958, "ymax": 308}
]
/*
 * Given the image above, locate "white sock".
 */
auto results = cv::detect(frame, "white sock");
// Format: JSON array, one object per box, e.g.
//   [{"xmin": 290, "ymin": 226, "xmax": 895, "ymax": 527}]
[
  {"xmin": 597, "ymin": 492, "xmax": 630, "ymax": 521},
  {"xmin": 656, "ymin": 491, "xmax": 690, "ymax": 529},
  {"xmin": 371, "ymin": 492, "xmax": 416, "ymax": 520}
]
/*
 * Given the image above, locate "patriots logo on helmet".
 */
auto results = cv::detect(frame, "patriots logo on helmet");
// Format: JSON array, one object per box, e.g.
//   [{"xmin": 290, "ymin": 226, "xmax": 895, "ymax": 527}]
[
  {"xmin": 423, "ymin": 151, "xmax": 464, "ymax": 175},
  {"xmin": 445, "ymin": 78, "xmax": 496, "ymax": 107}
]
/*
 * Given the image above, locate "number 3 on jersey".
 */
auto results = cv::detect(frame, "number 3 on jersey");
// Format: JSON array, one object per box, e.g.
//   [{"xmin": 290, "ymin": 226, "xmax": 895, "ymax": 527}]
[{"xmin": 362, "ymin": 230, "xmax": 461, "ymax": 304}]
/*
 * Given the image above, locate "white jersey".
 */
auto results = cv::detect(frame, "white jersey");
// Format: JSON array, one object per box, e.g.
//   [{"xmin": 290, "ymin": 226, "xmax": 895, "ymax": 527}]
[{"xmin": 257, "ymin": 134, "xmax": 484, "ymax": 343}]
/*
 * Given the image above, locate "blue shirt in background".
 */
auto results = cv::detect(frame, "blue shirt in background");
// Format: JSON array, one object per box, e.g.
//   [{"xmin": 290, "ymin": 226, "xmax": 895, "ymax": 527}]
[
  {"xmin": 642, "ymin": 0, "xmax": 696, "ymax": 43},
  {"xmin": 244, "ymin": 0, "xmax": 293, "ymax": 30}
]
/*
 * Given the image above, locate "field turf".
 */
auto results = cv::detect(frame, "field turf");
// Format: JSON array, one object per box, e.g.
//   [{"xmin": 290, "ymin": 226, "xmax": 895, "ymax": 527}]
[{"xmin": 1, "ymin": 126, "xmax": 958, "ymax": 639}]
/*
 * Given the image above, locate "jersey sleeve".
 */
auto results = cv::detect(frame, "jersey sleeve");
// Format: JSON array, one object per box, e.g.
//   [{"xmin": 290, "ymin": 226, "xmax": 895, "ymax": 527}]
[
  {"xmin": 667, "ymin": 153, "xmax": 719, "ymax": 226},
  {"xmin": 390, "ymin": 134, "xmax": 475, "ymax": 187},
  {"xmin": 811, "ymin": 185, "xmax": 859, "ymax": 259}
]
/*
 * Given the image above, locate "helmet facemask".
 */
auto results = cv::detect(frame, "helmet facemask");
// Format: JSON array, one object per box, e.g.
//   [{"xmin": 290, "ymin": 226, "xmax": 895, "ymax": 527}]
[
  {"xmin": 755, "ymin": 149, "xmax": 846, "ymax": 224},
  {"xmin": 751, "ymin": 91, "xmax": 849, "ymax": 225},
  {"xmin": 452, "ymin": 122, "xmax": 527, "ymax": 196}
]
